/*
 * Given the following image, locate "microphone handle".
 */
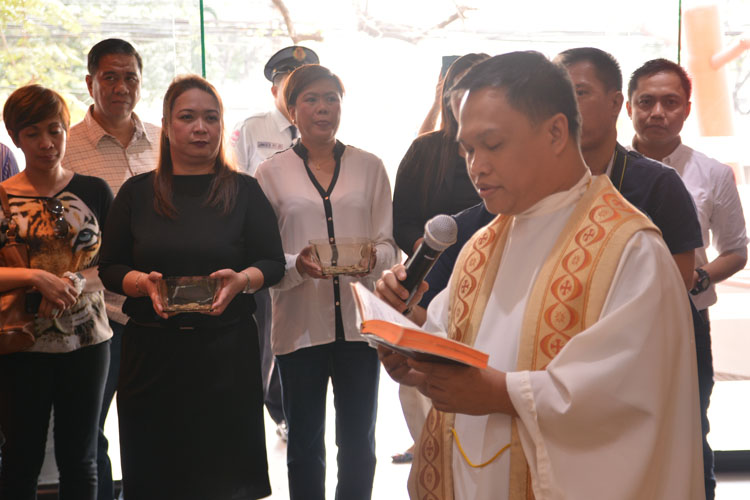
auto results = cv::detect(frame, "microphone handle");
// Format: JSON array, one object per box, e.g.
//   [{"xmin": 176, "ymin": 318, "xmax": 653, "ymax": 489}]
[{"xmin": 400, "ymin": 244, "xmax": 441, "ymax": 305}]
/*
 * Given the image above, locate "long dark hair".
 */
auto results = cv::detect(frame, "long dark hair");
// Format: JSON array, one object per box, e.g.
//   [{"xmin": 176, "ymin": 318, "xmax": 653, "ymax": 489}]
[
  {"xmin": 153, "ymin": 74, "xmax": 237, "ymax": 218},
  {"xmin": 412, "ymin": 53, "xmax": 489, "ymax": 208}
]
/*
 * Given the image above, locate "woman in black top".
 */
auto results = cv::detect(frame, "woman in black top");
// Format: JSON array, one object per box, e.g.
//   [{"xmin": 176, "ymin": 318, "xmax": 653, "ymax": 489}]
[
  {"xmin": 0, "ymin": 85, "xmax": 113, "ymax": 500},
  {"xmin": 98, "ymin": 75, "xmax": 285, "ymax": 500},
  {"xmin": 392, "ymin": 53, "xmax": 489, "ymax": 255}
]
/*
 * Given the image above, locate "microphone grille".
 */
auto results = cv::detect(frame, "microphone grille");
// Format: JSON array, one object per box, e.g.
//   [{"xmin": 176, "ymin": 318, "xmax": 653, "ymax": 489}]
[{"xmin": 424, "ymin": 214, "xmax": 458, "ymax": 251}]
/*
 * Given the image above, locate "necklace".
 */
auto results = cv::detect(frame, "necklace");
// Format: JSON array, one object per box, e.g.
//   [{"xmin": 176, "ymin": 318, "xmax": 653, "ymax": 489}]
[{"xmin": 309, "ymin": 158, "xmax": 332, "ymax": 171}]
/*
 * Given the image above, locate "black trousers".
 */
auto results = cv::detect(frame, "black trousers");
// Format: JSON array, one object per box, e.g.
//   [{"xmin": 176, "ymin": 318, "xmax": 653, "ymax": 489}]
[{"xmin": 0, "ymin": 341, "xmax": 109, "ymax": 500}]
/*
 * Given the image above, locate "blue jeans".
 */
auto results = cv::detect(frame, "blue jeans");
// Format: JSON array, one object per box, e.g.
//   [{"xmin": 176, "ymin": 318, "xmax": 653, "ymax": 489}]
[
  {"xmin": 0, "ymin": 341, "xmax": 109, "ymax": 500},
  {"xmin": 693, "ymin": 307, "xmax": 715, "ymax": 500},
  {"xmin": 97, "ymin": 320, "xmax": 124, "ymax": 500},
  {"xmin": 277, "ymin": 340, "xmax": 379, "ymax": 500}
]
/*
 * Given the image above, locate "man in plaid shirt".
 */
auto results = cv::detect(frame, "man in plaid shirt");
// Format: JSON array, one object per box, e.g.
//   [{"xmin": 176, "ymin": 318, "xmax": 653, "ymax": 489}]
[{"xmin": 63, "ymin": 38, "xmax": 159, "ymax": 500}]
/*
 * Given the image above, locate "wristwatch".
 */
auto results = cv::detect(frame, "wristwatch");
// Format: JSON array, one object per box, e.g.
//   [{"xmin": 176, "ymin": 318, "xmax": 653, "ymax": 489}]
[
  {"xmin": 63, "ymin": 271, "xmax": 86, "ymax": 294},
  {"xmin": 690, "ymin": 268, "xmax": 710, "ymax": 296}
]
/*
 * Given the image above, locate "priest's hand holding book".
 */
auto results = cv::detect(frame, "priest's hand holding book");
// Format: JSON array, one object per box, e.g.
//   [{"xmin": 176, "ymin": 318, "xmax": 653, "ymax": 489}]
[
  {"xmin": 400, "ymin": 356, "xmax": 514, "ymax": 416},
  {"xmin": 371, "ymin": 264, "xmax": 516, "ymax": 416}
]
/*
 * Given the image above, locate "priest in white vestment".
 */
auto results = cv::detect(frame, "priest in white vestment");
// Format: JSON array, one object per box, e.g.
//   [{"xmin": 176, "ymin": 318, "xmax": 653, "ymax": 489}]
[{"xmin": 376, "ymin": 52, "xmax": 705, "ymax": 500}]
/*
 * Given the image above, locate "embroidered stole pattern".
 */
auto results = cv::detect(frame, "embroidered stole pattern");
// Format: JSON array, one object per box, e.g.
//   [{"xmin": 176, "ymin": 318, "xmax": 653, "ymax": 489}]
[
  {"xmin": 408, "ymin": 176, "xmax": 659, "ymax": 500},
  {"xmin": 408, "ymin": 214, "xmax": 511, "ymax": 500}
]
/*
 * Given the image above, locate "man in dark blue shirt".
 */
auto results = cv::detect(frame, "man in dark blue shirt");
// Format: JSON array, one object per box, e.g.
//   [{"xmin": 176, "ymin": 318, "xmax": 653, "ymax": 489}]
[{"xmin": 555, "ymin": 48, "xmax": 703, "ymax": 283}]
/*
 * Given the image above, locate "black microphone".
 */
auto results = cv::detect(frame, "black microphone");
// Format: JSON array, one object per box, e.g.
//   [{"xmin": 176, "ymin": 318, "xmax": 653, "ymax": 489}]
[{"xmin": 400, "ymin": 214, "xmax": 458, "ymax": 305}]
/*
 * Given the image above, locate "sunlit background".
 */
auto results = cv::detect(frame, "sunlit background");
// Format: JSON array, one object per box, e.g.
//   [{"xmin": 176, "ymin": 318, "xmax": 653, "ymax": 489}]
[{"xmin": 2, "ymin": 0, "xmax": 750, "ymax": 495}]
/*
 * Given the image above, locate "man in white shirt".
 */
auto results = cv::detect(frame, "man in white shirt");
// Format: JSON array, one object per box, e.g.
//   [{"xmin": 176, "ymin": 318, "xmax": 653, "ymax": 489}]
[
  {"xmin": 62, "ymin": 38, "xmax": 159, "ymax": 500},
  {"xmin": 230, "ymin": 45, "xmax": 318, "ymax": 441},
  {"xmin": 376, "ymin": 51, "xmax": 704, "ymax": 500},
  {"xmin": 627, "ymin": 58, "xmax": 749, "ymax": 500},
  {"xmin": 231, "ymin": 45, "xmax": 319, "ymax": 175}
]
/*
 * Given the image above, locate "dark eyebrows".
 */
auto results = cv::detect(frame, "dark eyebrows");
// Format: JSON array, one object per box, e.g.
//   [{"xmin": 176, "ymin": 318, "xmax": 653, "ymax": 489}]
[
  {"xmin": 175, "ymin": 107, "xmax": 219, "ymax": 114},
  {"xmin": 301, "ymin": 90, "xmax": 340, "ymax": 98},
  {"xmin": 100, "ymin": 70, "xmax": 140, "ymax": 77},
  {"xmin": 457, "ymin": 127, "xmax": 500, "ymax": 146}
]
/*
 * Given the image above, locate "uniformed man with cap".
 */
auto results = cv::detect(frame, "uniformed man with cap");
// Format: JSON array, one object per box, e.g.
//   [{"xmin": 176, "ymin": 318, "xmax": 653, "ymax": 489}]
[
  {"xmin": 231, "ymin": 45, "xmax": 318, "ymax": 442},
  {"xmin": 231, "ymin": 45, "xmax": 319, "ymax": 175}
]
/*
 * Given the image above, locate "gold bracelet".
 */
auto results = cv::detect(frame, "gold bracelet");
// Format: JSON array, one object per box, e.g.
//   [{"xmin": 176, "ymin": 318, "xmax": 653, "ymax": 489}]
[{"xmin": 134, "ymin": 272, "xmax": 147, "ymax": 297}]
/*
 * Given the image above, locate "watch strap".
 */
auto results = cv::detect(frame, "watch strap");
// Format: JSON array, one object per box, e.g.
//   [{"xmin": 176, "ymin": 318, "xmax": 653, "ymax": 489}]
[{"xmin": 690, "ymin": 267, "xmax": 710, "ymax": 295}]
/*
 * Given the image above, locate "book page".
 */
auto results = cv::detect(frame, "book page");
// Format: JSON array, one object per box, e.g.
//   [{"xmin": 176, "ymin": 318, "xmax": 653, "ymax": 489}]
[
  {"xmin": 351, "ymin": 282, "xmax": 487, "ymax": 368},
  {"xmin": 351, "ymin": 282, "xmax": 422, "ymax": 330}
]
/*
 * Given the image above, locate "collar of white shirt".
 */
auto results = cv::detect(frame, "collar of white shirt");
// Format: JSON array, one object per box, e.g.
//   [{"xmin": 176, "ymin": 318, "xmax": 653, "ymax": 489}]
[
  {"xmin": 270, "ymin": 106, "xmax": 293, "ymax": 135},
  {"xmin": 82, "ymin": 105, "xmax": 156, "ymax": 149},
  {"xmin": 659, "ymin": 142, "xmax": 692, "ymax": 176}
]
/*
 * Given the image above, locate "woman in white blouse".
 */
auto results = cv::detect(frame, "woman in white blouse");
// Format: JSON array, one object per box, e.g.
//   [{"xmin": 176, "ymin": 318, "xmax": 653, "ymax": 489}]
[{"xmin": 255, "ymin": 64, "xmax": 397, "ymax": 500}]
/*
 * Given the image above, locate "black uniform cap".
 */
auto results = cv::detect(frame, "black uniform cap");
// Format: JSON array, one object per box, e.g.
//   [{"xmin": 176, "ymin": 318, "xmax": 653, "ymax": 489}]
[{"xmin": 264, "ymin": 46, "xmax": 320, "ymax": 82}]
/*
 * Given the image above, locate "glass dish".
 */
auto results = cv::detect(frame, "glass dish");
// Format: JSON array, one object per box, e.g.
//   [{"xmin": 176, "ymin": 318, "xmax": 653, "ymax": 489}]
[
  {"xmin": 310, "ymin": 237, "xmax": 374, "ymax": 276},
  {"xmin": 157, "ymin": 276, "xmax": 220, "ymax": 313}
]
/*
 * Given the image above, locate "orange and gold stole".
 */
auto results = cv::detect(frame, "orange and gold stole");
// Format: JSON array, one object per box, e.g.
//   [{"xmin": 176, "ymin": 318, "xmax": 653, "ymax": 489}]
[{"xmin": 407, "ymin": 175, "xmax": 659, "ymax": 500}]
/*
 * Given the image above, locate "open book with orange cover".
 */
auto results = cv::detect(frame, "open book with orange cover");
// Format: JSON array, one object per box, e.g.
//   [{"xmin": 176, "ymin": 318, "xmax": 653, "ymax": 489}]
[{"xmin": 351, "ymin": 282, "xmax": 488, "ymax": 368}]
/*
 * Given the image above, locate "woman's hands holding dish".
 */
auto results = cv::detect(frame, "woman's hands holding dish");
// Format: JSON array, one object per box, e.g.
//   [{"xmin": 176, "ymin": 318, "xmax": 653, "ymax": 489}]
[
  {"xmin": 207, "ymin": 269, "xmax": 248, "ymax": 316},
  {"xmin": 296, "ymin": 245, "xmax": 328, "ymax": 279}
]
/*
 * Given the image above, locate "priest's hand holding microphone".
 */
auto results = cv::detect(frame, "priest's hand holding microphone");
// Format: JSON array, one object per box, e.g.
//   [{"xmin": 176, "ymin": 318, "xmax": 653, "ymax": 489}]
[
  {"xmin": 376, "ymin": 214, "xmax": 457, "ymax": 316},
  {"xmin": 375, "ymin": 215, "xmax": 457, "ymax": 388}
]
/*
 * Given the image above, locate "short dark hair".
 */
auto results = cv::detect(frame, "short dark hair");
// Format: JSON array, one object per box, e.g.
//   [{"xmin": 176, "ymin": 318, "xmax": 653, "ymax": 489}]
[
  {"xmin": 272, "ymin": 72, "xmax": 288, "ymax": 87},
  {"xmin": 3, "ymin": 85, "xmax": 70, "ymax": 144},
  {"xmin": 283, "ymin": 64, "xmax": 345, "ymax": 110},
  {"xmin": 87, "ymin": 38, "xmax": 143, "ymax": 75},
  {"xmin": 627, "ymin": 58, "xmax": 692, "ymax": 100},
  {"xmin": 555, "ymin": 47, "xmax": 622, "ymax": 92},
  {"xmin": 453, "ymin": 51, "xmax": 581, "ymax": 141}
]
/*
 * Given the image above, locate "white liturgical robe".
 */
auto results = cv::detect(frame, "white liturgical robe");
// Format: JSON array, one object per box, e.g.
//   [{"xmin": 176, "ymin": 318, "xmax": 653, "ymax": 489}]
[{"xmin": 423, "ymin": 173, "xmax": 704, "ymax": 500}]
